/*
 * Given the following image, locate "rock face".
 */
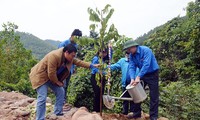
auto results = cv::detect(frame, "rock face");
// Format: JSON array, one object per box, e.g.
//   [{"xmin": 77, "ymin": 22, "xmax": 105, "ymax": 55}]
[
  {"xmin": 0, "ymin": 91, "xmax": 33, "ymax": 120},
  {"xmin": 0, "ymin": 91, "xmax": 168, "ymax": 120},
  {"xmin": 0, "ymin": 91, "xmax": 104, "ymax": 120}
]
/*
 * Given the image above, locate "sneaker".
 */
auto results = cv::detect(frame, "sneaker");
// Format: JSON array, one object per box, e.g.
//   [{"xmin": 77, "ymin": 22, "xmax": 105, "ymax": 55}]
[{"xmin": 126, "ymin": 113, "xmax": 134, "ymax": 119}]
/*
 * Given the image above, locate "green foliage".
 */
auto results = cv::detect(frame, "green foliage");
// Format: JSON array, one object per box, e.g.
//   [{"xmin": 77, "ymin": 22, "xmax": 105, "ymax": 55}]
[
  {"xmin": 68, "ymin": 35, "xmax": 133, "ymax": 112},
  {"xmin": 87, "ymin": 4, "xmax": 120, "ymax": 89},
  {"xmin": 67, "ymin": 4, "xmax": 127, "ymax": 112},
  {"xmin": 103, "ymin": 70, "xmax": 124, "ymax": 113},
  {"xmin": 0, "ymin": 79, "xmax": 36, "ymax": 97},
  {"xmin": 87, "ymin": 4, "xmax": 119, "ymax": 53},
  {"xmin": 112, "ymin": 35, "xmax": 132, "ymax": 61},
  {"xmin": 144, "ymin": 1, "xmax": 200, "ymax": 83},
  {"xmin": 159, "ymin": 81, "xmax": 200, "ymax": 120},
  {"xmin": 44, "ymin": 39, "xmax": 60, "ymax": 47},
  {"xmin": 16, "ymin": 31, "xmax": 57, "ymax": 60},
  {"xmin": 137, "ymin": 1, "xmax": 200, "ymax": 119},
  {"xmin": 0, "ymin": 22, "xmax": 37, "ymax": 97},
  {"xmin": 68, "ymin": 68, "xmax": 94, "ymax": 110},
  {"xmin": 68, "ymin": 65, "xmax": 124, "ymax": 113},
  {"xmin": 68, "ymin": 42, "xmax": 96, "ymax": 110},
  {"xmin": 1, "ymin": 2, "xmax": 199, "ymax": 119}
]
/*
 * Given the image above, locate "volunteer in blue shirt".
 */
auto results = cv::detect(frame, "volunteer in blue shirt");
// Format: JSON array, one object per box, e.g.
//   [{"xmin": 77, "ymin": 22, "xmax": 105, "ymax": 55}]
[
  {"xmin": 58, "ymin": 29, "xmax": 82, "ymax": 103},
  {"xmin": 90, "ymin": 49, "xmax": 109, "ymax": 112},
  {"xmin": 123, "ymin": 40, "xmax": 159, "ymax": 120},
  {"xmin": 110, "ymin": 51, "xmax": 139, "ymax": 115}
]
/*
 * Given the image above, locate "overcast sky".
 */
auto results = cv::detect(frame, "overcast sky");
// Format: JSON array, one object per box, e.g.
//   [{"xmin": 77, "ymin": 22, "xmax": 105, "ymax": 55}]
[{"xmin": 0, "ymin": 0, "xmax": 194, "ymax": 41}]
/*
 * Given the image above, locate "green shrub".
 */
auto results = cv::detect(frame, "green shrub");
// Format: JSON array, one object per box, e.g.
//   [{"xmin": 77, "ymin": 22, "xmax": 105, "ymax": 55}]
[
  {"xmin": 0, "ymin": 79, "xmax": 36, "ymax": 97},
  {"xmin": 69, "ymin": 71, "xmax": 93, "ymax": 110},
  {"xmin": 159, "ymin": 81, "xmax": 200, "ymax": 120},
  {"xmin": 67, "ymin": 68, "xmax": 124, "ymax": 113}
]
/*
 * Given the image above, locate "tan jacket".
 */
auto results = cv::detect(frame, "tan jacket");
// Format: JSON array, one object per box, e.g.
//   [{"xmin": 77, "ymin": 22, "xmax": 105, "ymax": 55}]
[{"xmin": 29, "ymin": 48, "xmax": 91, "ymax": 89}]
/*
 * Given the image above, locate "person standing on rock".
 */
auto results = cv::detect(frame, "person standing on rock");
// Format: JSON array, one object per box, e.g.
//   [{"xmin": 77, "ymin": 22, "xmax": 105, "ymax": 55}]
[
  {"xmin": 123, "ymin": 40, "xmax": 159, "ymax": 120},
  {"xmin": 58, "ymin": 29, "xmax": 82, "ymax": 104},
  {"xmin": 109, "ymin": 51, "xmax": 139, "ymax": 115},
  {"xmin": 29, "ymin": 44, "xmax": 100, "ymax": 120}
]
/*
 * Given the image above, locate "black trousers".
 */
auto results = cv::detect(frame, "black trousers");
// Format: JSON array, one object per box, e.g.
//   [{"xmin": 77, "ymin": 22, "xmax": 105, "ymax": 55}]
[
  {"xmin": 132, "ymin": 70, "xmax": 159, "ymax": 120},
  {"xmin": 122, "ymin": 85, "xmax": 134, "ymax": 115},
  {"xmin": 90, "ymin": 74, "xmax": 105, "ymax": 112},
  {"xmin": 63, "ymin": 72, "xmax": 71, "ymax": 103}
]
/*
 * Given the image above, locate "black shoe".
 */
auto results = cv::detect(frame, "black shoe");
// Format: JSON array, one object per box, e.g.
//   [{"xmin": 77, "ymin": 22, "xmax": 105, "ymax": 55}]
[
  {"xmin": 122, "ymin": 112, "xmax": 128, "ymax": 115},
  {"xmin": 56, "ymin": 113, "xmax": 64, "ymax": 116}
]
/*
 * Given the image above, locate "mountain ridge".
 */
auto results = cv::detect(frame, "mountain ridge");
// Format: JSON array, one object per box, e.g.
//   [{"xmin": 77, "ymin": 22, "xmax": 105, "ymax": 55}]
[{"xmin": 16, "ymin": 31, "xmax": 60, "ymax": 60}]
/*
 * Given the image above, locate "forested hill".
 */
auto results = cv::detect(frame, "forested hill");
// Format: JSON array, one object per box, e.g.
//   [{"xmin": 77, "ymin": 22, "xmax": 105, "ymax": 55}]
[
  {"xmin": 131, "ymin": 2, "xmax": 200, "ymax": 118},
  {"xmin": 16, "ymin": 32, "xmax": 60, "ymax": 60},
  {"xmin": 143, "ymin": 1, "xmax": 200, "ymax": 82},
  {"xmin": 45, "ymin": 39, "xmax": 60, "ymax": 47},
  {"xmin": 133, "ymin": 1, "xmax": 200, "ymax": 82}
]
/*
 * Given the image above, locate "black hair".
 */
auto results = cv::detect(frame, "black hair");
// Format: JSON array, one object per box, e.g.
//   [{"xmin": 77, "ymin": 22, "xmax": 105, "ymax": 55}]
[
  {"xmin": 94, "ymin": 48, "xmax": 109, "ymax": 64},
  {"xmin": 96, "ymin": 48, "xmax": 108, "ymax": 56},
  {"xmin": 63, "ymin": 44, "xmax": 77, "ymax": 53},
  {"xmin": 125, "ymin": 51, "xmax": 129, "ymax": 54},
  {"xmin": 95, "ymin": 51, "xmax": 100, "ymax": 56},
  {"xmin": 71, "ymin": 29, "xmax": 82, "ymax": 37}
]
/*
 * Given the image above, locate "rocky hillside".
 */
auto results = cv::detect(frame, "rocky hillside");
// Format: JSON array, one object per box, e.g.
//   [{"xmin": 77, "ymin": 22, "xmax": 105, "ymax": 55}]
[{"xmin": 0, "ymin": 91, "xmax": 169, "ymax": 120}]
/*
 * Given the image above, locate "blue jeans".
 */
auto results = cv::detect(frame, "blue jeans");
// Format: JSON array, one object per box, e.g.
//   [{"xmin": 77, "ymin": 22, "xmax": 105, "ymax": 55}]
[{"xmin": 36, "ymin": 81, "xmax": 64, "ymax": 120}]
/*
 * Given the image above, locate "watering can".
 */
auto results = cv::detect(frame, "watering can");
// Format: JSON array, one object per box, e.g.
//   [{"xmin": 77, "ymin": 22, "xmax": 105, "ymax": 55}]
[
  {"xmin": 103, "ymin": 82, "xmax": 147, "ymax": 109},
  {"xmin": 126, "ymin": 82, "xmax": 147, "ymax": 103}
]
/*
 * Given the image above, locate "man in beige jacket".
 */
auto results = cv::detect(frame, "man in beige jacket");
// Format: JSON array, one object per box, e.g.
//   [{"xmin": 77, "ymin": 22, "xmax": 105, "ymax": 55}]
[{"xmin": 29, "ymin": 44, "xmax": 99, "ymax": 120}]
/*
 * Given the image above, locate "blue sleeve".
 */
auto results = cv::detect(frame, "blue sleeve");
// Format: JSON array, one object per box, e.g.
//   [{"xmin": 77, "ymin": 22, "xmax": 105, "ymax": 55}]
[
  {"xmin": 75, "ymin": 44, "xmax": 78, "ymax": 49},
  {"xmin": 91, "ymin": 56, "xmax": 99, "ymax": 73},
  {"xmin": 135, "ymin": 67, "xmax": 140, "ymax": 78},
  {"xmin": 110, "ymin": 59, "xmax": 121, "ymax": 71},
  {"xmin": 58, "ymin": 42, "xmax": 64, "ymax": 48},
  {"xmin": 92, "ymin": 56, "xmax": 98, "ymax": 64},
  {"xmin": 137, "ymin": 48, "xmax": 152, "ymax": 77},
  {"xmin": 58, "ymin": 40, "xmax": 70, "ymax": 48},
  {"xmin": 129, "ymin": 54, "xmax": 136, "ymax": 79},
  {"xmin": 90, "ymin": 64, "xmax": 94, "ymax": 68}
]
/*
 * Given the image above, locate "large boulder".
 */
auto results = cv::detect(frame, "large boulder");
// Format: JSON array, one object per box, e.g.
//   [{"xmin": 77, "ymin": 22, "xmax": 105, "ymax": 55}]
[{"xmin": 71, "ymin": 107, "xmax": 102, "ymax": 120}]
